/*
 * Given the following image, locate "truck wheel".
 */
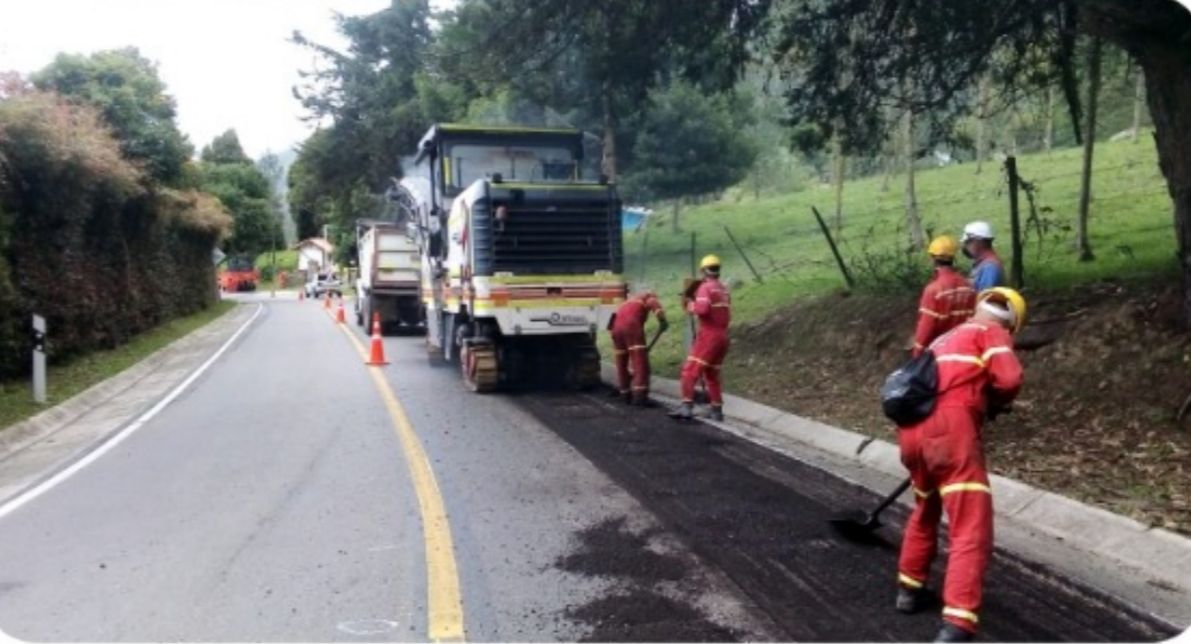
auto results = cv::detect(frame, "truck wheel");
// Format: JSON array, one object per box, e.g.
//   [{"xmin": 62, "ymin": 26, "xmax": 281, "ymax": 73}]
[{"xmin": 363, "ymin": 298, "xmax": 373, "ymax": 335}]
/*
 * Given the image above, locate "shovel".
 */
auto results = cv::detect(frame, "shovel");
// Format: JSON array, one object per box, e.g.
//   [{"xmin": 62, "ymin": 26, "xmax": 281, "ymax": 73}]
[
  {"xmin": 646, "ymin": 322, "xmax": 669, "ymax": 352},
  {"xmin": 829, "ymin": 477, "xmax": 912, "ymax": 539}
]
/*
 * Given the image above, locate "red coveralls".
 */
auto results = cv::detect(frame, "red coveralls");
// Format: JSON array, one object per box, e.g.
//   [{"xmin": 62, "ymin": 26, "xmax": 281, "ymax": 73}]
[
  {"xmin": 912, "ymin": 267, "xmax": 976, "ymax": 356},
  {"xmin": 680, "ymin": 277, "xmax": 731, "ymax": 406},
  {"xmin": 610, "ymin": 293, "xmax": 665, "ymax": 398},
  {"xmin": 897, "ymin": 321, "xmax": 1023, "ymax": 634}
]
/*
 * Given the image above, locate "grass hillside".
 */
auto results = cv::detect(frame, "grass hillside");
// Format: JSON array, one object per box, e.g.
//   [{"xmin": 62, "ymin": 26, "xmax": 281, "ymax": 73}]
[{"xmin": 625, "ymin": 134, "xmax": 1176, "ymax": 374}]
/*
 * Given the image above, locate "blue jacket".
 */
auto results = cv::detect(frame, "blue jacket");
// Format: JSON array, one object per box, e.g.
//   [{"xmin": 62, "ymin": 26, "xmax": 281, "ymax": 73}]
[{"xmin": 970, "ymin": 251, "xmax": 1005, "ymax": 292}]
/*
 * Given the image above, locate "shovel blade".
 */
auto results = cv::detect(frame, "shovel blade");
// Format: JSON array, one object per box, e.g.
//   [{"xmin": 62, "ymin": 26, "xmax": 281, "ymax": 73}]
[{"xmin": 828, "ymin": 509, "xmax": 881, "ymax": 532}]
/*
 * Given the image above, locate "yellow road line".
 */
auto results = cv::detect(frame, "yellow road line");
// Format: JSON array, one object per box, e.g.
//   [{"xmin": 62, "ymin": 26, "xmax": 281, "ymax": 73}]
[{"xmin": 334, "ymin": 320, "xmax": 466, "ymax": 642}]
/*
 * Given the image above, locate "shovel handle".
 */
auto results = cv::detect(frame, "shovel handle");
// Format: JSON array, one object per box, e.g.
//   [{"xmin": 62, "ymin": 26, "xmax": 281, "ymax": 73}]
[
  {"xmin": 646, "ymin": 324, "xmax": 668, "ymax": 352},
  {"xmin": 873, "ymin": 478, "xmax": 913, "ymax": 515}
]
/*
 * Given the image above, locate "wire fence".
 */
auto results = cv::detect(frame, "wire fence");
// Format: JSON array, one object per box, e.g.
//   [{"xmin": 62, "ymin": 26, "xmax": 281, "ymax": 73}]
[{"xmin": 624, "ymin": 156, "xmax": 1175, "ymax": 298}]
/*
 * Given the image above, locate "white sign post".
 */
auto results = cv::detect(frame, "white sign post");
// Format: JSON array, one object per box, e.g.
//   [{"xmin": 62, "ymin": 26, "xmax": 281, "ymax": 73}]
[{"xmin": 31, "ymin": 314, "xmax": 46, "ymax": 404}]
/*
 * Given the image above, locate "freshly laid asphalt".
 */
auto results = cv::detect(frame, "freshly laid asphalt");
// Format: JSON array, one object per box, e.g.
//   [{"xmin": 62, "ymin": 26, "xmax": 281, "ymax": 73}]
[{"xmin": 0, "ymin": 298, "xmax": 1180, "ymax": 641}]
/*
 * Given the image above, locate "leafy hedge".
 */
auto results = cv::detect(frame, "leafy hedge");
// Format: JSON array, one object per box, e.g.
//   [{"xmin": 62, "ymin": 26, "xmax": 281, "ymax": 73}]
[{"xmin": 0, "ymin": 91, "xmax": 231, "ymax": 378}]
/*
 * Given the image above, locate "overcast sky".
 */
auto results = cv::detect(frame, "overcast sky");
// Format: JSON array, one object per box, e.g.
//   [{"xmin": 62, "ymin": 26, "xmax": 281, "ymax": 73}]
[{"xmin": 0, "ymin": 0, "xmax": 453, "ymax": 159}]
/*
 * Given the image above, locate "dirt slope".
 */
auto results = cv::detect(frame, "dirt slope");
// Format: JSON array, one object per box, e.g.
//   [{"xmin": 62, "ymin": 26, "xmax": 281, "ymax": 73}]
[{"xmin": 724, "ymin": 281, "xmax": 1191, "ymax": 535}]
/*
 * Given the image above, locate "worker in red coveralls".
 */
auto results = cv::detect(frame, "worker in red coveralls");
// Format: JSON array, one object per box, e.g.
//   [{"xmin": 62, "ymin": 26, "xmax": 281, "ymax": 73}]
[
  {"xmin": 912, "ymin": 236, "xmax": 976, "ymax": 356},
  {"xmin": 895, "ymin": 287, "xmax": 1027, "ymax": 643},
  {"xmin": 609, "ymin": 290, "xmax": 668, "ymax": 405},
  {"xmin": 669, "ymin": 254, "xmax": 731, "ymax": 422}
]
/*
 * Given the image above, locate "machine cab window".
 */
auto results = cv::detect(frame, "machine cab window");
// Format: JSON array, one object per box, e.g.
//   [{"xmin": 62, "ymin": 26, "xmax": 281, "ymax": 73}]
[{"xmin": 414, "ymin": 124, "xmax": 591, "ymax": 199}]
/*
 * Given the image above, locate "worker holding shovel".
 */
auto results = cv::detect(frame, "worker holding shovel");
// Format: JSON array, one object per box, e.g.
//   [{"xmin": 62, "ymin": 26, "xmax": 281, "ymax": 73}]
[
  {"xmin": 669, "ymin": 255, "xmax": 732, "ymax": 421},
  {"xmin": 609, "ymin": 289, "xmax": 669, "ymax": 406},
  {"xmin": 895, "ymin": 287, "xmax": 1026, "ymax": 643}
]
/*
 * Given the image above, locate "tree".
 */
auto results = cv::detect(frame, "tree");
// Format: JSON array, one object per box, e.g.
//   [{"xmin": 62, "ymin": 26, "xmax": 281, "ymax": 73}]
[
  {"xmin": 620, "ymin": 82, "xmax": 758, "ymax": 232},
  {"xmin": 200, "ymin": 162, "xmax": 277, "ymax": 256},
  {"xmin": 197, "ymin": 131, "xmax": 279, "ymax": 257},
  {"xmin": 771, "ymin": 0, "xmax": 1191, "ymax": 325},
  {"xmin": 444, "ymin": 0, "xmax": 770, "ymax": 182},
  {"xmin": 201, "ymin": 129, "xmax": 250, "ymax": 164},
  {"xmin": 31, "ymin": 48, "xmax": 193, "ymax": 184},
  {"xmin": 1076, "ymin": 36, "xmax": 1103, "ymax": 262},
  {"xmin": 291, "ymin": 0, "xmax": 453, "ymax": 192}
]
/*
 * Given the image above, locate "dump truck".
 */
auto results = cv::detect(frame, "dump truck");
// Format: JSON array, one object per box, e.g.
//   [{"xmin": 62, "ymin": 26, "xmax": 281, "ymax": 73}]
[
  {"xmin": 392, "ymin": 123, "xmax": 625, "ymax": 392},
  {"xmin": 354, "ymin": 219, "xmax": 423, "ymax": 332},
  {"xmin": 219, "ymin": 254, "xmax": 258, "ymax": 292}
]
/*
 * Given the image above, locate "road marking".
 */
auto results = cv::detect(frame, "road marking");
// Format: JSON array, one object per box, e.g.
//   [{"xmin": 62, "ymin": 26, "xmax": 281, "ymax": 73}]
[
  {"xmin": 0, "ymin": 304, "xmax": 264, "ymax": 521},
  {"xmin": 335, "ymin": 322, "xmax": 466, "ymax": 642},
  {"xmin": 337, "ymin": 619, "xmax": 400, "ymax": 636}
]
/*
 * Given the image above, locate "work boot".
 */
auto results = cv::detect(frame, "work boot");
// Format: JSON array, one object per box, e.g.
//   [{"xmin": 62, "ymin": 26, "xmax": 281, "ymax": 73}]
[
  {"xmin": 895, "ymin": 587, "xmax": 927, "ymax": 614},
  {"xmin": 668, "ymin": 402, "xmax": 694, "ymax": 421},
  {"xmin": 933, "ymin": 623, "xmax": 974, "ymax": 643},
  {"xmin": 703, "ymin": 405, "xmax": 724, "ymax": 421},
  {"xmin": 631, "ymin": 393, "xmax": 653, "ymax": 407}
]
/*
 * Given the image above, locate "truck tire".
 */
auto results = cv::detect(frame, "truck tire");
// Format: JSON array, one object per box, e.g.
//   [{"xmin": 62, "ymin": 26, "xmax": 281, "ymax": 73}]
[{"xmin": 363, "ymin": 297, "xmax": 374, "ymax": 336}]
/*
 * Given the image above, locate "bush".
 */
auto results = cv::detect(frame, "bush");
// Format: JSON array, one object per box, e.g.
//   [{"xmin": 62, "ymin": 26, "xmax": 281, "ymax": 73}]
[{"xmin": 0, "ymin": 91, "xmax": 229, "ymax": 377}]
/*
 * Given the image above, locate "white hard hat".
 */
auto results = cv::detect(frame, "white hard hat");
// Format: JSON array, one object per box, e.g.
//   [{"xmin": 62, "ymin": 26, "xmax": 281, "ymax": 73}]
[{"xmin": 962, "ymin": 221, "xmax": 995, "ymax": 242}]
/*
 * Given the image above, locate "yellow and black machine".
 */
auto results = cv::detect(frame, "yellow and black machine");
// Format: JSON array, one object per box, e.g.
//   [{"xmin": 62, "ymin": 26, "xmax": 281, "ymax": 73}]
[{"xmin": 394, "ymin": 124, "xmax": 626, "ymax": 392}]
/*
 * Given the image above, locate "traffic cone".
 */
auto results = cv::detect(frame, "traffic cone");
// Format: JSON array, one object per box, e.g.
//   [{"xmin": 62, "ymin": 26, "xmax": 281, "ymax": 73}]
[
  {"xmin": 298, "ymin": 289, "xmax": 305, "ymax": 301},
  {"xmin": 372, "ymin": 312, "xmax": 382, "ymax": 335},
  {"xmin": 366, "ymin": 326, "xmax": 388, "ymax": 366},
  {"xmin": 323, "ymin": 293, "xmax": 331, "ymax": 310},
  {"xmin": 335, "ymin": 301, "xmax": 346, "ymax": 324}
]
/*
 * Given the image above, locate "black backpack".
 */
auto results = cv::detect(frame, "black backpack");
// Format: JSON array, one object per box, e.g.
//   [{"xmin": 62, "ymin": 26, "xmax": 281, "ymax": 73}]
[{"xmin": 880, "ymin": 351, "xmax": 939, "ymax": 427}]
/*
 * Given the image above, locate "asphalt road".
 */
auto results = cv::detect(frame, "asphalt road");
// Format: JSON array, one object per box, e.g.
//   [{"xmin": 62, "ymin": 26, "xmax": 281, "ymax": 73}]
[{"xmin": 0, "ymin": 299, "xmax": 1178, "ymax": 641}]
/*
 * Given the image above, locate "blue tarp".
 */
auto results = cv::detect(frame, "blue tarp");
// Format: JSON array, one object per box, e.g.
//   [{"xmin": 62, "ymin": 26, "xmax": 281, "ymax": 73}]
[{"xmin": 621, "ymin": 207, "xmax": 649, "ymax": 232}]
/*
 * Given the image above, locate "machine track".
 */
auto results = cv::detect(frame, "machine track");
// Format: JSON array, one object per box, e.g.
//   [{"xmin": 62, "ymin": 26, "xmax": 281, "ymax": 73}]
[
  {"xmin": 462, "ymin": 342, "xmax": 499, "ymax": 393},
  {"xmin": 514, "ymin": 390, "xmax": 1178, "ymax": 642}
]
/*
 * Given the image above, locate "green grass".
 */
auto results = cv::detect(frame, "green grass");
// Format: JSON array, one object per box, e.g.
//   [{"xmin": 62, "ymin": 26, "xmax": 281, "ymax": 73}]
[
  {"xmin": 254, "ymin": 249, "xmax": 301, "ymax": 291},
  {"xmin": 623, "ymin": 135, "xmax": 1176, "ymax": 373},
  {"xmin": 0, "ymin": 301, "xmax": 237, "ymax": 431},
  {"xmin": 255, "ymin": 249, "xmax": 299, "ymax": 272}
]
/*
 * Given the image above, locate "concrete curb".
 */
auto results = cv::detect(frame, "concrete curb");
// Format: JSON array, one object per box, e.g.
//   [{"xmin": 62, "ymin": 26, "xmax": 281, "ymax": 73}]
[
  {"xmin": 0, "ymin": 305, "xmax": 254, "ymax": 462},
  {"xmin": 601, "ymin": 363, "xmax": 1191, "ymax": 599}
]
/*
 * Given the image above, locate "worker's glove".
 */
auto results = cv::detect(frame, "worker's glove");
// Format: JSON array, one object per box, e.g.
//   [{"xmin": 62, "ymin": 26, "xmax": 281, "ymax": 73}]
[{"xmin": 657, "ymin": 318, "xmax": 670, "ymax": 333}]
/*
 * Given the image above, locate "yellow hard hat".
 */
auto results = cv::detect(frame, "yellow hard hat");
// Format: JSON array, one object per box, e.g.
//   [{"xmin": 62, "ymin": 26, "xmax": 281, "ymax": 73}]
[
  {"xmin": 699, "ymin": 254, "xmax": 722, "ymax": 271},
  {"xmin": 927, "ymin": 235, "xmax": 959, "ymax": 260},
  {"xmin": 978, "ymin": 287, "xmax": 1027, "ymax": 334}
]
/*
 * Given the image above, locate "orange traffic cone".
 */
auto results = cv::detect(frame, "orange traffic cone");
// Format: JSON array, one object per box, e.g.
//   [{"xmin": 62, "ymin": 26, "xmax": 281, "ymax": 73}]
[
  {"xmin": 366, "ymin": 326, "xmax": 388, "ymax": 365},
  {"xmin": 335, "ymin": 301, "xmax": 346, "ymax": 324},
  {"xmin": 323, "ymin": 293, "xmax": 331, "ymax": 310},
  {"xmin": 371, "ymin": 312, "xmax": 382, "ymax": 334}
]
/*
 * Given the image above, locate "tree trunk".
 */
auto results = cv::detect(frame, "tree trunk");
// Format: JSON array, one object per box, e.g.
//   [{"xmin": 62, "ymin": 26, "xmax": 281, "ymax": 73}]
[
  {"xmin": 975, "ymin": 75, "xmax": 990, "ymax": 173},
  {"xmin": 831, "ymin": 131, "xmax": 845, "ymax": 233},
  {"xmin": 1076, "ymin": 36, "xmax": 1102, "ymax": 263},
  {"xmin": 671, "ymin": 200, "xmax": 681, "ymax": 234},
  {"xmin": 1044, "ymin": 85, "xmax": 1055, "ymax": 154},
  {"xmin": 903, "ymin": 106, "xmax": 925, "ymax": 250},
  {"xmin": 1132, "ymin": 67, "xmax": 1144, "ymax": 142},
  {"xmin": 600, "ymin": 79, "xmax": 618, "ymax": 182},
  {"xmin": 1138, "ymin": 42, "xmax": 1191, "ymax": 328}
]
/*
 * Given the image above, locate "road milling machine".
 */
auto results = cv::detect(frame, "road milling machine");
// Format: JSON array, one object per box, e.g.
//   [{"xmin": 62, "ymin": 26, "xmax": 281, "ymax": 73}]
[{"xmin": 392, "ymin": 124, "xmax": 625, "ymax": 392}]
